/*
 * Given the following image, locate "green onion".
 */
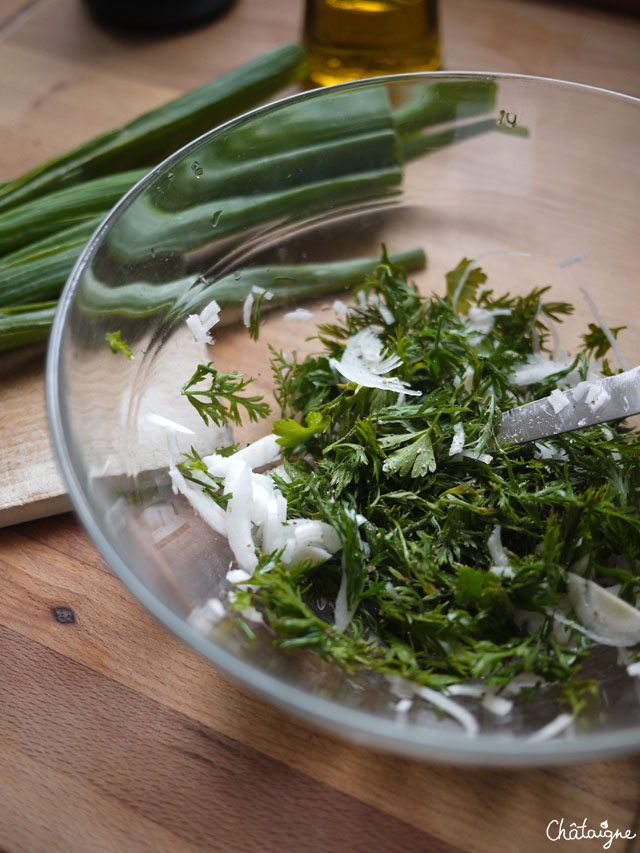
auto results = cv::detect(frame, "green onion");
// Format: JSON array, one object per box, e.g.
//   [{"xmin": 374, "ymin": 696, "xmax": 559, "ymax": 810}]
[
  {"xmin": 0, "ymin": 302, "xmax": 57, "ymax": 351},
  {"xmin": 0, "ymin": 169, "xmax": 146, "ymax": 255},
  {"xmin": 77, "ymin": 247, "xmax": 427, "ymax": 319},
  {"xmin": 0, "ymin": 53, "xmax": 506, "ymax": 355},
  {"xmin": 0, "ymin": 43, "xmax": 308, "ymax": 213}
]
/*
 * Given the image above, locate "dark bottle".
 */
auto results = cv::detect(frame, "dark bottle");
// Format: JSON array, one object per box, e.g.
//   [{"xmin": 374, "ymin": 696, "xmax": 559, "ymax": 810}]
[{"xmin": 82, "ymin": 0, "xmax": 237, "ymax": 32}]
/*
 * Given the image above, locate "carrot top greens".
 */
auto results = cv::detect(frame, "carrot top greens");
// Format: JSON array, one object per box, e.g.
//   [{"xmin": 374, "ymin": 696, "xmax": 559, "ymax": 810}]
[{"xmin": 181, "ymin": 251, "xmax": 640, "ymax": 714}]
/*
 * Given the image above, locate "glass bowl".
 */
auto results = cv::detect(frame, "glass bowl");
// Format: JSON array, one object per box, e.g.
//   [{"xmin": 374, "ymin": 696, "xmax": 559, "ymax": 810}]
[{"xmin": 47, "ymin": 73, "xmax": 640, "ymax": 765}]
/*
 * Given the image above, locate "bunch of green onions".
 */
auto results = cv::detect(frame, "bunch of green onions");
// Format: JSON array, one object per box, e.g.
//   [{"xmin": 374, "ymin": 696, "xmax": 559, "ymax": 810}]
[{"xmin": 0, "ymin": 43, "xmax": 500, "ymax": 353}]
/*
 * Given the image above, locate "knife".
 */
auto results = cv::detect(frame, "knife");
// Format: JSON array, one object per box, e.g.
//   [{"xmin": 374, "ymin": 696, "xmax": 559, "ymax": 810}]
[{"xmin": 498, "ymin": 365, "xmax": 640, "ymax": 445}]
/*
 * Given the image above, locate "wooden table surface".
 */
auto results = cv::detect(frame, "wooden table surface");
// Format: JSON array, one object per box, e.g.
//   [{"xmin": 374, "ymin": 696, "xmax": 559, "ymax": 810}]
[{"xmin": 2, "ymin": 1, "xmax": 640, "ymax": 850}]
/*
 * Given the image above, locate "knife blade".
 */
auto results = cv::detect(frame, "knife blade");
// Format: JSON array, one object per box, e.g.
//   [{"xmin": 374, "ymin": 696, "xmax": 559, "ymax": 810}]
[{"xmin": 498, "ymin": 365, "xmax": 640, "ymax": 445}]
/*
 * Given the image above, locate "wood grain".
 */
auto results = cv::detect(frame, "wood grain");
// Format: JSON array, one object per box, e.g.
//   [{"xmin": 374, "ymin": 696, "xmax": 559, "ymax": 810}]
[
  {"xmin": 3, "ymin": 515, "xmax": 640, "ymax": 852},
  {"xmin": 1, "ymin": 0, "xmax": 640, "ymax": 525},
  {"xmin": 2, "ymin": 627, "xmax": 455, "ymax": 853}
]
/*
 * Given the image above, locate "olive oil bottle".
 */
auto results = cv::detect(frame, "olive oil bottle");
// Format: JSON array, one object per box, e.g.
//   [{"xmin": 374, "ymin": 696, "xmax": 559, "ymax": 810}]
[{"xmin": 303, "ymin": 0, "xmax": 441, "ymax": 88}]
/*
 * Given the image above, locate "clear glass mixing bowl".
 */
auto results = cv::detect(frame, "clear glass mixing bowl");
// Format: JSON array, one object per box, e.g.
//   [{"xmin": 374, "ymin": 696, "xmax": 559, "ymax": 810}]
[{"xmin": 47, "ymin": 73, "xmax": 640, "ymax": 765}]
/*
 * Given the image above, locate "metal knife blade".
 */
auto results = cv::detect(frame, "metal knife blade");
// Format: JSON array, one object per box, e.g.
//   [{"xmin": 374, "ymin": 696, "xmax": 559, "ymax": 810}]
[{"xmin": 498, "ymin": 366, "xmax": 640, "ymax": 445}]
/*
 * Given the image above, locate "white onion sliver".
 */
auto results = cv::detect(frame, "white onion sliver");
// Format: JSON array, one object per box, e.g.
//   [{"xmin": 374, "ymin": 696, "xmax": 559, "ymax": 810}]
[
  {"xmin": 481, "ymin": 692, "xmax": 513, "ymax": 717},
  {"xmin": 334, "ymin": 568, "xmax": 357, "ymax": 632},
  {"xmin": 242, "ymin": 292, "xmax": 254, "ymax": 328},
  {"xmin": 449, "ymin": 422, "xmax": 465, "ymax": 456},
  {"xmin": 284, "ymin": 308, "xmax": 314, "ymax": 321},
  {"xmin": 528, "ymin": 713, "xmax": 573, "ymax": 743},
  {"xmin": 146, "ymin": 412, "xmax": 195, "ymax": 435},
  {"xmin": 510, "ymin": 354, "xmax": 573, "ymax": 387},
  {"xmin": 444, "ymin": 683, "xmax": 484, "ymax": 699},
  {"xmin": 567, "ymin": 573, "xmax": 640, "ymax": 647},
  {"xmin": 548, "ymin": 388, "xmax": 570, "ymax": 414},
  {"xmin": 199, "ymin": 298, "xmax": 221, "ymax": 328},
  {"xmin": 188, "ymin": 597, "xmax": 226, "ymax": 632},
  {"xmin": 224, "ymin": 460, "xmax": 257, "ymax": 573},
  {"xmin": 416, "ymin": 685, "xmax": 479, "ymax": 737},
  {"xmin": 186, "ymin": 314, "xmax": 211, "ymax": 344},
  {"xmin": 169, "ymin": 467, "xmax": 227, "ymax": 536},
  {"xmin": 233, "ymin": 433, "xmax": 282, "ymax": 470},
  {"xmin": 551, "ymin": 611, "xmax": 615, "ymax": 646},
  {"xmin": 330, "ymin": 328, "xmax": 420, "ymax": 396},
  {"xmin": 557, "ymin": 252, "xmax": 585, "ymax": 268},
  {"xmin": 227, "ymin": 568, "xmax": 251, "ymax": 584}
]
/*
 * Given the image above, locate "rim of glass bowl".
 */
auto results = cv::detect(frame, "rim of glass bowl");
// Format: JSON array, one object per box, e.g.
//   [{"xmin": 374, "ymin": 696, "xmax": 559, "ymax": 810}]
[{"xmin": 47, "ymin": 71, "xmax": 640, "ymax": 765}]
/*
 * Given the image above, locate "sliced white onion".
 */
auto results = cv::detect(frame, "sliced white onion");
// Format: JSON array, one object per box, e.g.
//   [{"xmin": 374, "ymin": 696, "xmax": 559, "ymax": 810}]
[
  {"xmin": 567, "ymin": 573, "xmax": 640, "ymax": 647},
  {"xmin": 186, "ymin": 298, "xmax": 221, "ymax": 344},
  {"xmin": 463, "ymin": 449, "xmax": 494, "ymax": 465},
  {"xmin": 503, "ymin": 673, "xmax": 547, "ymax": 696},
  {"xmin": 188, "ymin": 597, "xmax": 226, "ymax": 632},
  {"xmin": 290, "ymin": 518, "xmax": 342, "ymax": 553},
  {"xmin": 334, "ymin": 568, "xmax": 357, "ymax": 632},
  {"xmin": 204, "ymin": 433, "xmax": 281, "ymax": 476},
  {"xmin": 242, "ymin": 292, "xmax": 254, "ymax": 328},
  {"xmin": 169, "ymin": 467, "xmax": 227, "ymax": 536},
  {"xmin": 444, "ymin": 683, "xmax": 485, "ymax": 699},
  {"xmin": 145, "ymin": 412, "xmax": 195, "ymax": 435},
  {"xmin": 395, "ymin": 697, "xmax": 413, "ymax": 715},
  {"xmin": 224, "ymin": 460, "xmax": 257, "ymax": 573},
  {"xmin": 481, "ymin": 691, "xmax": 513, "ymax": 717},
  {"xmin": 252, "ymin": 285, "xmax": 274, "ymax": 301},
  {"xmin": 415, "ymin": 685, "xmax": 479, "ymax": 737},
  {"xmin": 464, "ymin": 306, "xmax": 511, "ymax": 335},
  {"xmin": 329, "ymin": 328, "xmax": 420, "ymax": 396},
  {"xmin": 510, "ymin": 354, "xmax": 574, "ymax": 386},
  {"xmin": 449, "ymin": 422, "xmax": 465, "ymax": 456},
  {"xmin": 528, "ymin": 712, "xmax": 573, "ymax": 743},
  {"xmin": 487, "ymin": 524, "xmax": 514, "ymax": 579},
  {"xmin": 284, "ymin": 308, "xmax": 314, "ymax": 321},
  {"xmin": 557, "ymin": 252, "xmax": 585, "ymax": 268},
  {"xmin": 548, "ymin": 388, "xmax": 570, "ymax": 414},
  {"xmin": 283, "ymin": 540, "xmax": 333, "ymax": 566},
  {"xmin": 534, "ymin": 442, "xmax": 567, "ymax": 462},
  {"xmin": 226, "ymin": 568, "xmax": 252, "ymax": 584}
]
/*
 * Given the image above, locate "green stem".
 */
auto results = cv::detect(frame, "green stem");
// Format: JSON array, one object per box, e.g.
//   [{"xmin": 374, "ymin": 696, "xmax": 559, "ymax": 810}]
[
  {"xmin": 107, "ymin": 166, "xmax": 403, "ymax": 262},
  {"xmin": 0, "ymin": 302, "xmax": 57, "ymax": 351},
  {"xmin": 0, "ymin": 244, "xmax": 84, "ymax": 307},
  {"xmin": 391, "ymin": 79, "xmax": 497, "ymax": 137},
  {"xmin": 0, "ymin": 217, "xmax": 105, "ymax": 269},
  {"xmin": 78, "ymin": 248, "xmax": 427, "ymax": 319},
  {"xmin": 0, "ymin": 170, "xmax": 145, "ymax": 256},
  {"xmin": 151, "ymin": 128, "xmax": 401, "ymax": 212},
  {"xmin": 0, "ymin": 43, "xmax": 308, "ymax": 213},
  {"xmin": 401, "ymin": 117, "xmax": 501, "ymax": 162},
  {"xmin": 0, "ymin": 248, "xmax": 426, "ymax": 352}
]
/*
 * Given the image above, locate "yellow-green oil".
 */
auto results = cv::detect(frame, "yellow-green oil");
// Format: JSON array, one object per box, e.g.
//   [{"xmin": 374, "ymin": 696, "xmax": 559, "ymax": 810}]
[{"xmin": 303, "ymin": 0, "xmax": 441, "ymax": 87}]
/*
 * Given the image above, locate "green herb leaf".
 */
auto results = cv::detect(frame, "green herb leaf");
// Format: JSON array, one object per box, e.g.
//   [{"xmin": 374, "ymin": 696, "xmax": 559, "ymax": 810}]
[
  {"xmin": 105, "ymin": 330, "xmax": 134, "ymax": 360},
  {"xmin": 445, "ymin": 257, "xmax": 487, "ymax": 314},
  {"xmin": 273, "ymin": 411, "xmax": 330, "ymax": 447},
  {"xmin": 181, "ymin": 362, "xmax": 270, "ymax": 427}
]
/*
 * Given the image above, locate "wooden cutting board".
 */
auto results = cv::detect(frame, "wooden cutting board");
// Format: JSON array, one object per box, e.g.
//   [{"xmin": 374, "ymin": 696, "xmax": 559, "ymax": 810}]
[{"xmin": 2, "ymin": 0, "xmax": 640, "ymax": 528}]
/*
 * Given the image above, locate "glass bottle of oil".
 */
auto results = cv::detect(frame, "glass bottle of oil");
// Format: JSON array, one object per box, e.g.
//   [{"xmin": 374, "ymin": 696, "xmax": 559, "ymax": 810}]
[{"xmin": 303, "ymin": 0, "xmax": 441, "ymax": 88}]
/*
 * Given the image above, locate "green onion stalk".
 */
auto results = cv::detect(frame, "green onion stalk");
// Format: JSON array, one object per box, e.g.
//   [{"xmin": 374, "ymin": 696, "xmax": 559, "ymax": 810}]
[{"xmin": 0, "ymin": 52, "xmax": 502, "ymax": 353}]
